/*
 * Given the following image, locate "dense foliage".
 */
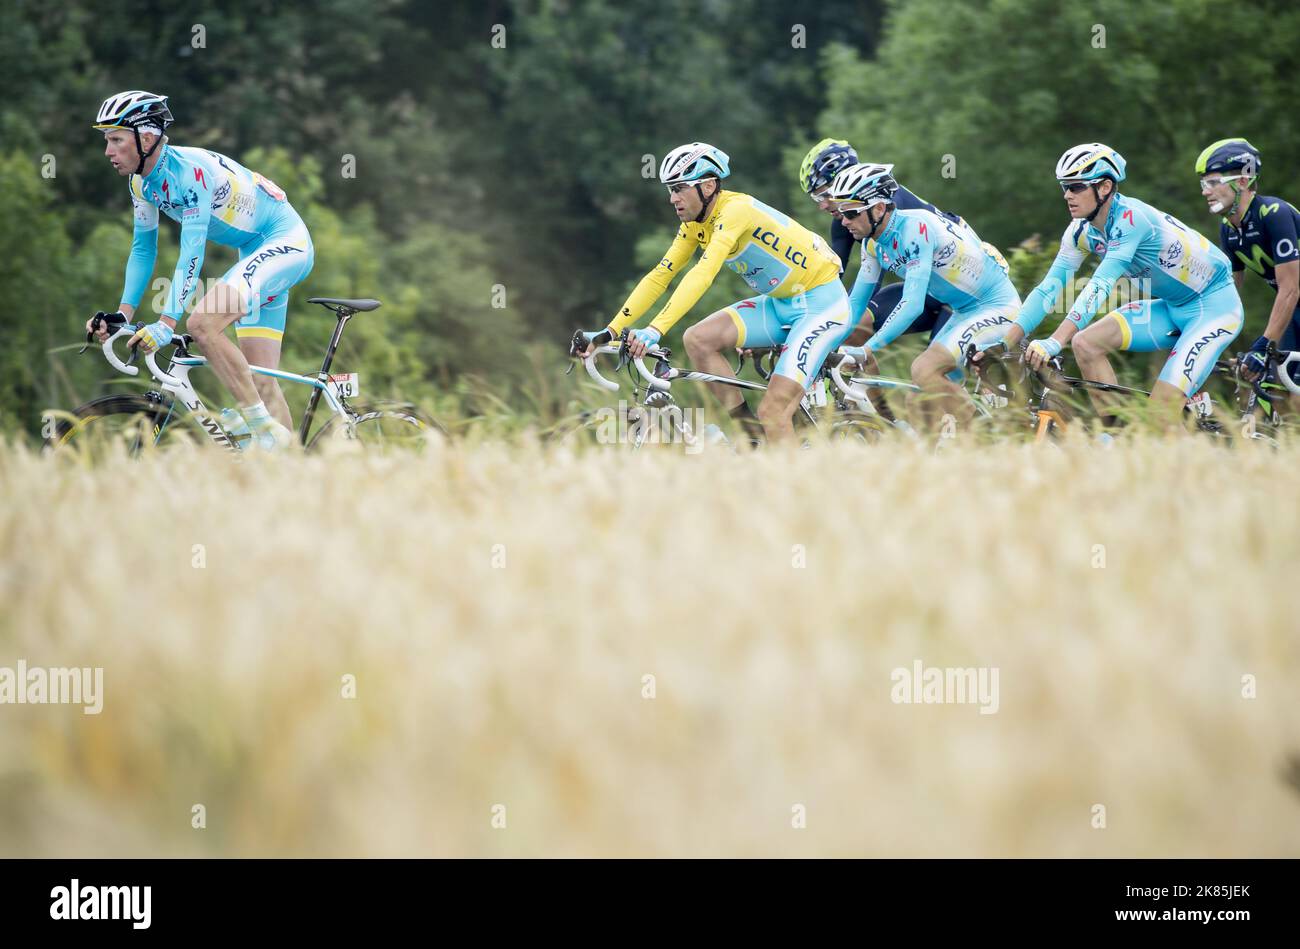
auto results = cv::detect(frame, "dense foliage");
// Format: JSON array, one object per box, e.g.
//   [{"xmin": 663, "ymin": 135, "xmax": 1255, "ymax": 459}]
[{"xmin": 3, "ymin": 0, "xmax": 1293, "ymax": 435}]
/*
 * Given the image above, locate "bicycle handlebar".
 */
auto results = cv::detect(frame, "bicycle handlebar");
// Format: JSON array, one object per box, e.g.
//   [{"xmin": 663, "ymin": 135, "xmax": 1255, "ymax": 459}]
[
  {"xmin": 100, "ymin": 326, "xmax": 140, "ymax": 377},
  {"xmin": 144, "ymin": 349, "xmax": 183, "ymax": 388},
  {"xmin": 1275, "ymin": 351, "xmax": 1300, "ymax": 395},
  {"xmin": 580, "ymin": 344, "xmax": 623, "ymax": 392},
  {"xmin": 632, "ymin": 349, "xmax": 673, "ymax": 390},
  {"xmin": 830, "ymin": 352, "xmax": 871, "ymax": 404},
  {"xmin": 93, "ymin": 325, "xmax": 192, "ymax": 388}
]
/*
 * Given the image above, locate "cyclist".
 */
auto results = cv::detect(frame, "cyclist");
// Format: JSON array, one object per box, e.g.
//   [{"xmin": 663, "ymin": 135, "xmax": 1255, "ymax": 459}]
[
  {"xmin": 996, "ymin": 143, "xmax": 1243, "ymax": 427},
  {"xmin": 578, "ymin": 142, "xmax": 851, "ymax": 444},
  {"xmin": 799, "ymin": 139, "xmax": 956, "ymax": 343},
  {"xmin": 1196, "ymin": 138, "xmax": 1300, "ymax": 406},
  {"xmin": 85, "ymin": 90, "xmax": 314, "ymax": 450},
  {"xmin": 828, "ymin": 162, "xmax": 1020, "ymax": 430}
]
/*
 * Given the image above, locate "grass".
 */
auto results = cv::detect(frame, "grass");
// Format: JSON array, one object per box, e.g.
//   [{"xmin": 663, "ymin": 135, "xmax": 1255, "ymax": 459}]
[{"xmin": 1, "ymin": 433, "xmax": 1297, "ymax": 857}]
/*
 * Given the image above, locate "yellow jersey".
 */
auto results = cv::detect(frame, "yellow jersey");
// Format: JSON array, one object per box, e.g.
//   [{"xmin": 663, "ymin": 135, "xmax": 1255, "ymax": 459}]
[{"xmin": 608, "ymin": 190, "xmax": 843, "ymax": 337}]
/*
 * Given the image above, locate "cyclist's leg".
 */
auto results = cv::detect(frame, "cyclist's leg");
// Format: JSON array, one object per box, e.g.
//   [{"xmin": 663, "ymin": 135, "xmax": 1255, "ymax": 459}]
[
  {"xmin": 1152, "ymin": 283, "xmax": 1243, "ymax": 420},
  {"xmin": 846, "ymin": 282, "xmax": 938, "ymax": 420},
  {"xmin": 685, "ymin": 295, "xmax": 785, "ymax": 410},
  {"xmin": 238, "ymin": 299, "xmax": 291, "ymax": 430},
  {"xmin": 220, "ymin": 215, "xmax": 315, "ymax": 429},
  {"xmin": 1073, "ymin": 299, "xmax": 1172, "ymax": 422},
  {"xmin": 765, "ymin": 281, "xmax": 854, "ymax": 441},
  {"xmin": 188, "ymin": 284, "xmax": 263, "ymax": 409},
  {"xmin": 919, "ymin": 295, "xmax": 1018, "ymax": 427}
]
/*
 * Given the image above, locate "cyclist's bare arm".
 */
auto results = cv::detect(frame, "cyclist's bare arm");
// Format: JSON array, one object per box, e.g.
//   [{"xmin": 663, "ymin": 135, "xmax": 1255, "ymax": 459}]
[{"xmin": 1264, "ymin": 260, "xmax": 1299, "ymax": 341}]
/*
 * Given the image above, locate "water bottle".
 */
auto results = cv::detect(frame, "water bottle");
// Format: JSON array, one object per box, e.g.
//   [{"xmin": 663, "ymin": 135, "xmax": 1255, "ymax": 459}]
[{"xmin": 218, "ymin": 407, "xmax": 252, "ymax": 449}]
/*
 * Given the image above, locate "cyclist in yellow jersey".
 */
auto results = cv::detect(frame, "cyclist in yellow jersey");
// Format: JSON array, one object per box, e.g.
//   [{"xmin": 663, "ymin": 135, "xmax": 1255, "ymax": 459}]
[{"xmin": 578, "ymin": 142, "xmax": 852, "ymax": 443}]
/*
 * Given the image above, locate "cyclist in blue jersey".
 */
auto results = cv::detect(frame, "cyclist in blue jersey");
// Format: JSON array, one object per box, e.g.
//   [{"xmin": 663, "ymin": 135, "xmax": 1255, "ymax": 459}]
[
  {"xmin": 799, "ymin": 140, "xmax": 955, "ymax": 343},
  {"xmin": 828, "ymin": 163, "xmax": 1020, "ymax": 430},
  {"xmin": 996, "ymin": 143, "xmax": 1244, "ymax": 428},
  {"xmin": 1195, "ymin": 138, "xmax": 1300, "ymax": 403},
  {"xmin": 85, "ymin": 90, "xmax": 315, "ymax": 450}
]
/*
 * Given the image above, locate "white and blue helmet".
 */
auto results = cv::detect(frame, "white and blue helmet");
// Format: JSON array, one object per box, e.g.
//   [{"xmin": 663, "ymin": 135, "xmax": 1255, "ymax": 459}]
[
  {"xmin": 94, "ymin": 90, "xmax": 173, "ymax": 133},
  {"xmin": 827, "ymin": 162, "xmax": 899, "ymax": 207},
  {"xmin": 659, "ymin": 142, "xmax": 731, "ymax": 185},
  {"xmin": 1055, "ymin": 143, "xmax": 1126, "ymax": 183}
]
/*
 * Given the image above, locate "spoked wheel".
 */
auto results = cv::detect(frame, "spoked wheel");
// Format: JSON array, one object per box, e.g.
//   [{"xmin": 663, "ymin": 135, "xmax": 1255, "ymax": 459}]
[
  {"xmin": 545, "ymin": 405, "xmax": 664, "ymax": 450},
  {"xmin": 827, "ymin": 411, "xmax": 893, "ymax": 444},
  {"xmin": 307, "ymin": 405, "xmax": 445, "ymax": 452},
  {"xmin": 547, "ymin": 410, "xmax": 609, "ymax": 448},
  {"xmin": 45, "ymin": 393, "xmax": 200, "ymax": 458}
]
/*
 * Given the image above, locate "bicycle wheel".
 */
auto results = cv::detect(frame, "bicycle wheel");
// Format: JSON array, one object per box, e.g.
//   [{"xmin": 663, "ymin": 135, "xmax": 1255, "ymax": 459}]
[
  {"xmin": 545, "ymin": 404, "xmax": 668, "ymax": 449},
  {"xmin": 45, "ymin": 393, "xmax": 197, "ymax": 458},
  {"xmin": 826, "ymin": 411, "xmax": 892, "ymax": 444},
  {"xmin": 307, "ymin": 405, "xmax": 444, "ymax": 452}
]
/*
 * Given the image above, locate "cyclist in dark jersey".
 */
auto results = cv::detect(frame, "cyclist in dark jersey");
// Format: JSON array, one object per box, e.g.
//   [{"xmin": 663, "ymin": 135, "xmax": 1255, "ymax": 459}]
[
  {"xmin": 799, "ymin": 139, "xmax": 955, "ymax": 346},
  {"xmin": 1195, "ymin": 139, "xmax": 1300, "ymax": 396}
]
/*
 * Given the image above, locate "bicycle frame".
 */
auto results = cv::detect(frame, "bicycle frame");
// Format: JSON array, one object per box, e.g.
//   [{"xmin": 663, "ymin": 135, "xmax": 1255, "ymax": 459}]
[
  {"xmin": 96, "ymin": 323, "xmax": 354, "ymax": 451},
  {"xmin": 829, "ymin": 355, "xmax": 995, "ymax": 420}
]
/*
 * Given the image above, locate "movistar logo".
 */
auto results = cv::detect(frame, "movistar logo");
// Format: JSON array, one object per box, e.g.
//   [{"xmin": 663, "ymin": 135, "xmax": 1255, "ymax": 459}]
[
  {"xmin": 1236, "ymin": 245, "xmax": 1274, "ymax": 276},
  {"xmin": 1260, "ymin": 202, "xmax": 1280, "ymax": 217}
]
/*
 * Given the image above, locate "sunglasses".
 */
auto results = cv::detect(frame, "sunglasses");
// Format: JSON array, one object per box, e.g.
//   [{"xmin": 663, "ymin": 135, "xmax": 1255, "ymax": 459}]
[
  {"xmin": 1060, "ymin": 181, "xmax": 1092, "ymax": 194},
  {"xmin": 1199, "ymin": 174, "xmax": 1244, "ymax": 193},
  {"xmin": 840, "ymin": 205, "xmax": 874, "ymax": 220}
]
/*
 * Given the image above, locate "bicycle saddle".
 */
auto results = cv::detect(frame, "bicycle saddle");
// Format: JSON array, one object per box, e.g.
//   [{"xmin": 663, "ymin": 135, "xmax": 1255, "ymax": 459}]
[{"xmin": 308, "ymin": 297, "xmax": 382, "ymax": 312}]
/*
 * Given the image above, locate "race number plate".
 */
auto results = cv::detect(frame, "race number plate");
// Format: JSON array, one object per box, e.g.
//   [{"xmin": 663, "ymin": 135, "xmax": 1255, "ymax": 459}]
[
  {"xmin": 329, "ymin": 373, "xmax": 360, "ymax": 398},
  {"xmin": 1186, "ymin": 391, "xmax": 1212, "ymax": 417},
  {"xmin": 804, "ymin": 379, "xmax": 828, "ymax": 409}
]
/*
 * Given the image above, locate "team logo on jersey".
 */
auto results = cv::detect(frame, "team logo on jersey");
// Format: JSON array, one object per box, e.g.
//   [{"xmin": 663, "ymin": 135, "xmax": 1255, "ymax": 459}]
[
  {"xmin": 933, "ymin": 240, "xmax": 957, "ymax": 268},
  {"xmin": 795, "ymin": 319, "xmax": 841, "ymax": 374},
  {"xmin": 211, "ymin": 181, "xmax": 231, "ymax": 207},
  {"xmin": 242, "ymin": 244, "xmax": 304, "ymax": 285},
  {"xmin": 1158, "ymin": 242, "xmax": 1184, "ymax": 269},
  {"xmin": 956, "ymin": 315, "xmax": 1012, "ymax": 352},
  {"xmin": 1181, "ymin": 327, "xmax": 1232, "ymax": 383},
  {"xmin": 1094, "ymin": 241, "xmax": 1106, "ymax": 254}
]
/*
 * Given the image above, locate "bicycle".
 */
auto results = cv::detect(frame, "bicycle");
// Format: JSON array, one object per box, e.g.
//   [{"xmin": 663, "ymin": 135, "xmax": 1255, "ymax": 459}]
[
  {"xmin": 553, "ymin": 329, "xmax": 896, "ymax": 449},
  {"xmin": 47, "ymin": 298, "xmax": 443, "ymax": 455},
  {"xmin": 1229, "ymin": 345, "xmax": 1300, "ymax": 447},
  {"xmin": 826, "ymin": 348, "xmax": 1016, "ymax": 437},
  {"xmin": 970, "ymin": 339, "xmax": 1253, "ymax": 442}
]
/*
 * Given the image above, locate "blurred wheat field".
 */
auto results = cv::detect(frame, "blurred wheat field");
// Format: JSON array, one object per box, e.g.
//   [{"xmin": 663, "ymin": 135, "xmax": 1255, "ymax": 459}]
[{"xmin": 1, "ymin": 435, "xmax": 1298, "ymax": 858}]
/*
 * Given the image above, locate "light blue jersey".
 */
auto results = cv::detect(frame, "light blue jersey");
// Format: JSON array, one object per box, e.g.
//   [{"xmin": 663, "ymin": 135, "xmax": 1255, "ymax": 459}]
[
  {"xmin": 1014, "ymin": 193, "xmax": 1235, "ymax": 336},
  {"xmin": 850, "ymin": 208, "xmax": 1020, "ymax": 359},
  {"xmin": 120, "ymin": 143, "xmax": 312, "ymax": 337}
]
